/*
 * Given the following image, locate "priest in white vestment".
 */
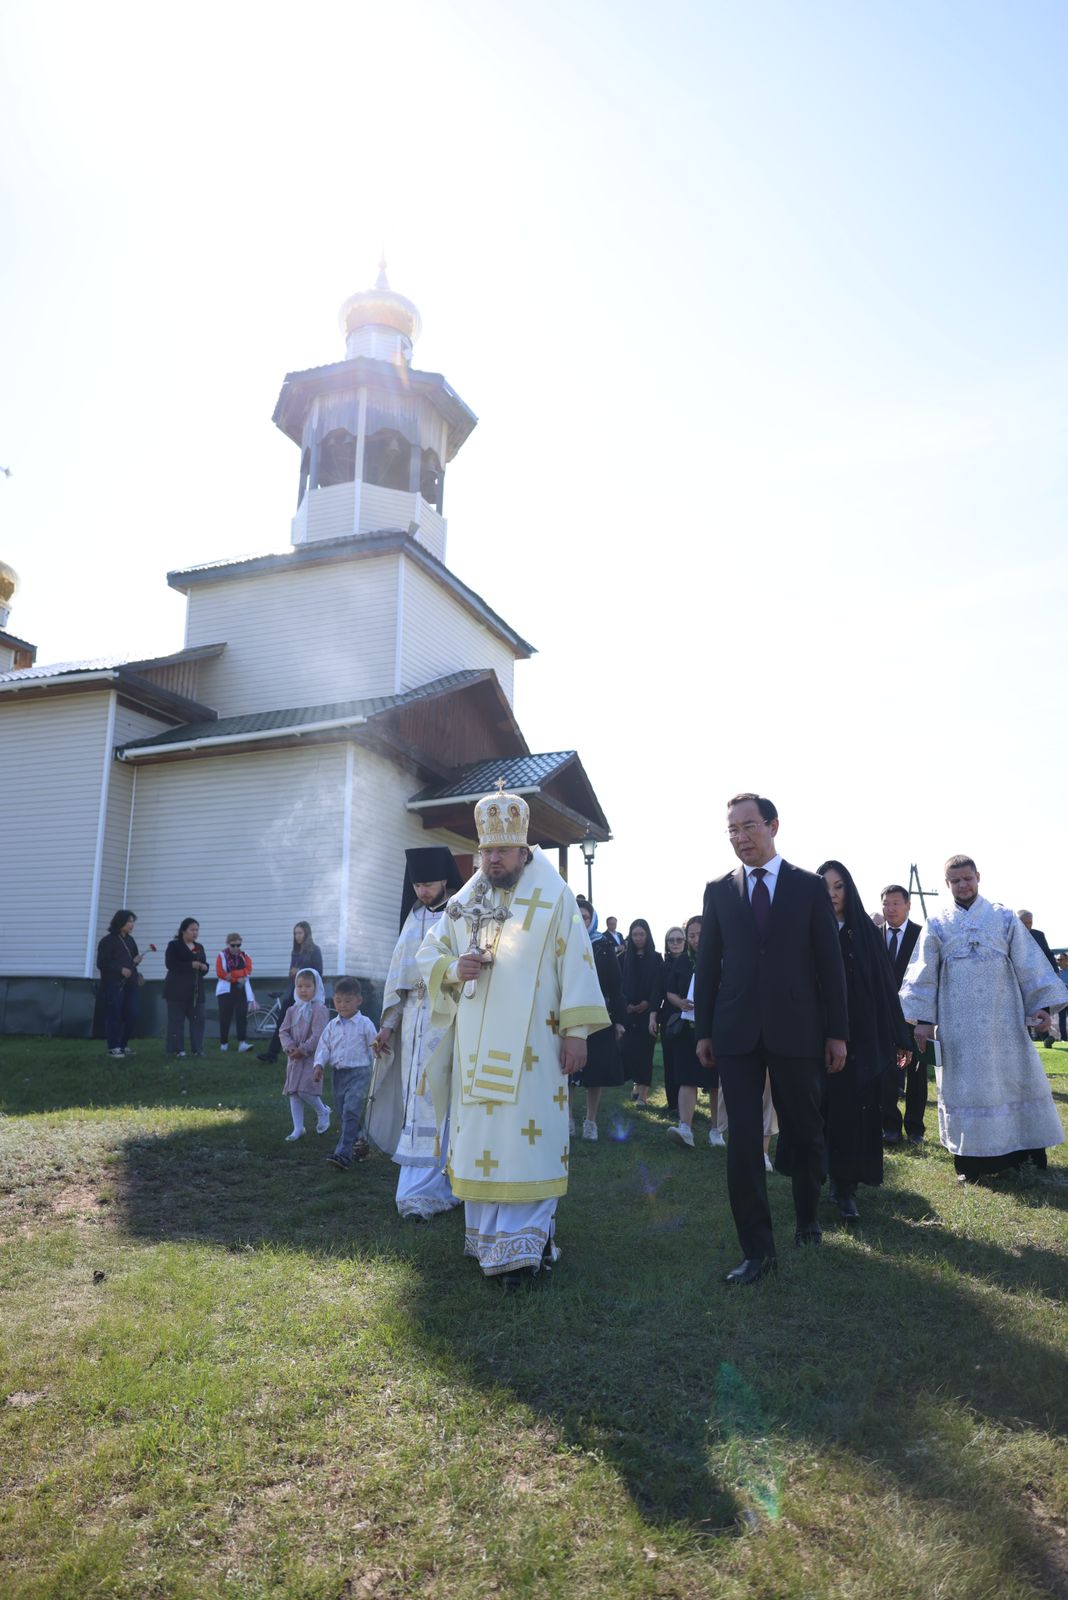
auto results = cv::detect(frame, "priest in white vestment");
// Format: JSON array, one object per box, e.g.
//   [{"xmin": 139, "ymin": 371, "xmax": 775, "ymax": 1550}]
[
  {"xmin": 900, "ymin": 855, "xmax": 1065, "ymax": 1178},
  {"xmin": 417, "ymin": 783, "xmax": 609, "ymax": 1284},
  {"xmin": 375, "ymin": 846, "xmax": 464, "ymax": 1220}
]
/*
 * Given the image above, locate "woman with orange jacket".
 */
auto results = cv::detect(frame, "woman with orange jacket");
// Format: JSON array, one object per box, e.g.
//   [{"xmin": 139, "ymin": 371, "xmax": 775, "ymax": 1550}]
[{"xmin": 215, "ymin": 933, "xmax": 255, "ymax": 1052}]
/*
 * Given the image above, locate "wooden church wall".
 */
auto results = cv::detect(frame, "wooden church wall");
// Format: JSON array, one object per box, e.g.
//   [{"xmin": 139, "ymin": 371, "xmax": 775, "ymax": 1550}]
[
  {"xmin": 398, "ymin": 559, "xmax": 517, "ymax": 706},
  {"xmin": 183, "ymin": 556, "xmax": 400, "ymax": 717},
  {"xmin": 0, "ymin": 692, "xmax": 115, "ymax": 977}
]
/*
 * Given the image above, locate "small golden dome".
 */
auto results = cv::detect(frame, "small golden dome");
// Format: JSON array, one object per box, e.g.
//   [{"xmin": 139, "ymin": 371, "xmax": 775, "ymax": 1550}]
[
  {"xmin": 339, "ymin": 259, "xmax": 422, "ymax": 346},
  {"xmin": 0, "ymin": 561, "xmax": 17, "ymax": 610}
]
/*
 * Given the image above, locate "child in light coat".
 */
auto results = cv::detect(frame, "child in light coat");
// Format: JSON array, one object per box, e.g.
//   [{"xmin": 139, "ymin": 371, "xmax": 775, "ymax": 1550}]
[{"xmin": 279, "ymin": 969, "xmax": 331, "ymax": 1142}]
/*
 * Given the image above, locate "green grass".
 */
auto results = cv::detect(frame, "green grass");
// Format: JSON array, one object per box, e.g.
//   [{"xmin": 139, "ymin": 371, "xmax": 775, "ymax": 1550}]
[{"xmin": 1, "ymin": 1037, "xmax": 1067, "ymax": 1599}]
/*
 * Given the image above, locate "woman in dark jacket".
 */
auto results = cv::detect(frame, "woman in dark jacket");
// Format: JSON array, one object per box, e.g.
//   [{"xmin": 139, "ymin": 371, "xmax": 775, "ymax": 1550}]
[
  {"xmin": 260, "ymin": 920, "xmax": 324, "ymax": 1063},
  {"xmin": 659, "ymin": 927, "xmax": 688, "ymax": 1113},
  {"xmin": 570, "ymin": 899, "xmax": 626, "ymax": 1139},
  {"xmin": 96, "ymin": 909, "xmax": 146, "ymax": 1059},
  {"xmin": 620, "ymin": 919, "xmax": 663, "ymax": 1105},
  {"xmin": 664, "ymin": 915, "xmax": 719, "ymax": 1148},
  {"xmin": 163, "ymin": 917, "xmax": 210, "ymax": 1058},
  {"xmin": 778, "ymin": 862, "xmax": 912, "ymax": 1224}
]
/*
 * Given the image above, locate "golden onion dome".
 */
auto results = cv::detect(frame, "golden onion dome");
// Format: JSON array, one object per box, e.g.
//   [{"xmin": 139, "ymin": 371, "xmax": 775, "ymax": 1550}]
[
  {"xmin": 339, "ymin": 259, "xmax": 422, "ymax": 345},
  {"xmin": 0, "ymin": 560, "xmax": 17, "ymax": 610}
]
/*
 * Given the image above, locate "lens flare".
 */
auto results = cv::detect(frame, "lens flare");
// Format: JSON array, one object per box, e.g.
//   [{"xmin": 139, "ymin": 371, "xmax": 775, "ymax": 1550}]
[{"xmin": 715, "ymin": 1361, "xmax": 782, "ymax": 1521}]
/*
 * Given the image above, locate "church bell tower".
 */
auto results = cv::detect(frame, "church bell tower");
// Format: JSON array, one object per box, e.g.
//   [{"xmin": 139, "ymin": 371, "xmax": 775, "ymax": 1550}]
[{"xmin": 271, "ymin": 262, "xmax": 478, "ymax": 564}]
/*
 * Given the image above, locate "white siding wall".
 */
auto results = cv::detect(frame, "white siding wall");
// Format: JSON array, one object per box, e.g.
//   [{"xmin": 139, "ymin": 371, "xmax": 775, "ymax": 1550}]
[
  {"xmin": 0, "ymin": 693, "xmax": 111, "ymax": 976},
  {"xmin": 346, "ymin": 744, "xmax": 474, "ymax": 984},
  {"xmin": 95, "ymin": 707, "xmax": 168, "ymax": 948},
  {"xmin": 125, "ymin": 745, "xmax": 348, "ymax": 982},
  {"xmin": 183, "ymin": 556, "xmax": 400, "ymax": 716},
  {"xmin": 304, "ymin": 481, "xmax": 356, "ymax": 543},
  {"xmin": 399, "ymin": 558, "xmax": 517, "ymax": 705}
]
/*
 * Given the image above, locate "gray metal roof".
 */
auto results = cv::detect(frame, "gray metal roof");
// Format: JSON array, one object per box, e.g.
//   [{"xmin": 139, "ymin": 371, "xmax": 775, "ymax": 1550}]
[
  {"xmin": 117, "ymin": 669, "xmax": 490, "ymax": 753},
  {"xmin": 0, "ymin": 642, "xmax": 224, "ymax": 686},
  {"xmin": 272, "ymin": 355, "xmax": 477, "ymax": 458},
  {"xmin": 409, "ymin": 752, "xmax": 576, "ymax": 804}
]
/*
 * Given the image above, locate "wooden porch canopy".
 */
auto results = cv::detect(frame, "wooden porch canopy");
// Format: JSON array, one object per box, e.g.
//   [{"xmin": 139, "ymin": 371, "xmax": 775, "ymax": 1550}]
[{"xmin": 407, "ymin": 752, "xmax": 611, "ymax": 850}]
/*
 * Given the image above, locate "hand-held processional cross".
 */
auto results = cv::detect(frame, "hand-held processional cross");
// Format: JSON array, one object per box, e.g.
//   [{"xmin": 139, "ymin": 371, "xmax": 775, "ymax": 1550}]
[{"xmin": 447, "ymin": 876, "xmax": 512, "ymax": 998}]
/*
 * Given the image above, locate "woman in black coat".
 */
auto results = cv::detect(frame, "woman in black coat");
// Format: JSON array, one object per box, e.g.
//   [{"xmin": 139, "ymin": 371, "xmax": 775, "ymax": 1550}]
[
  {"xmin": 163, "ymin": 917, "xmax": 210, "ymax": 1058},
  {"xmin": 96, "ymin": 908, "xmax": 146, "ymax": 1059},
  {"xmin": 620, "ymin": 919, "xmax": 663, "ymax": 1105},
  {"xmin": 781, "ymin": 862, "xmax": 911, "ymax": 1223},
  {"xmin": 569, "ymin": 899, "xmax": 626, "ymax": 1139}
]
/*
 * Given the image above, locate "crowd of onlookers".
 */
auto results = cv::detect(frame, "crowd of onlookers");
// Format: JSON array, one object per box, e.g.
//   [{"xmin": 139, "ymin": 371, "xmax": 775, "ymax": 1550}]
[{"xmin": 95, "ymin": 912, "xmax": 322, "ymax": 1060}]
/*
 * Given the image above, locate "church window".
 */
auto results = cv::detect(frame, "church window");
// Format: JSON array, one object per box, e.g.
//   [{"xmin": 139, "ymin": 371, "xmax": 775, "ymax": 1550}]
[{"xmin": 363, "ymin": 429, "xmax": 411, "ymax": 492}]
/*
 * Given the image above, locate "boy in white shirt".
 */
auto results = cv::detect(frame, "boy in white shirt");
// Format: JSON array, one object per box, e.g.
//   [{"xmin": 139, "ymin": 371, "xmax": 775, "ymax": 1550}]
[{"xmin": 317, "ymin": 977, "xmax": 378, "ymax": 1171}]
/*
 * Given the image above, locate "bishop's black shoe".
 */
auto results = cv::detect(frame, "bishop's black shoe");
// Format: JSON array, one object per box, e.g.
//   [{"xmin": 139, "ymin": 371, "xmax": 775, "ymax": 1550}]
[
  {"xmin": 835, "ymin": 1190, "xmax": 860, "ymax": 1224},
  {"xmin": 793, "ymin": 1225, "xmax": 823, "ymax": 1248},
  {"xmin": 723, "ymin": 1256, "xmax": 777, "ymax": 1286}
]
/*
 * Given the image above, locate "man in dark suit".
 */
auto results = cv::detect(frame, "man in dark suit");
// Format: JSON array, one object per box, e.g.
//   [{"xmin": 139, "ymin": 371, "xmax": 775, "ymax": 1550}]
[
  {"xmin": 695, "ymin": 792, "xmax": 848, "ymax": 1286},
  {"xmin": 1018, "ymin": 911, "xmax": 1059, "ymax": 1047},
  {"xmin": 879, "ymin": 884, "xmax": 926, "ymax": 1144}
]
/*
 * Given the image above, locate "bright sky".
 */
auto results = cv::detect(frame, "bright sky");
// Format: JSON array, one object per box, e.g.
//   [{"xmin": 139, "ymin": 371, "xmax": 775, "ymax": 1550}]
[{"xmin": 2, "ymin": 1, "xmax": 1067, "ymax": 944}]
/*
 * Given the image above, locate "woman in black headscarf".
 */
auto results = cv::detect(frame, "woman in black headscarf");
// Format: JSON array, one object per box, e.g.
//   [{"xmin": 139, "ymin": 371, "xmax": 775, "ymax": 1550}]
[
  {"xmin": 807, "ymin": 860, "xmax": 913, "ymax": 1223},
  {"xmin": 620, "ymin": 919, "xmax": 663, "ymax": 1105}
]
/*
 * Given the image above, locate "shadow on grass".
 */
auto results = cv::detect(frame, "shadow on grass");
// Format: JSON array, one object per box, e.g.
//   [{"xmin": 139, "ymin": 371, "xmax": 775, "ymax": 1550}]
[{"xmin": 106, "ymin": 1089, "xmax": 1068, "ymax": 1567}]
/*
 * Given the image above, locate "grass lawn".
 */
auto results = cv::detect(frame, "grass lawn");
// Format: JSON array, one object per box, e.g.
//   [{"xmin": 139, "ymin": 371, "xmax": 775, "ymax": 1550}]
[{"xmin": 1, "ymin": 1037, "xmax": 1067, "ymax": 1599}]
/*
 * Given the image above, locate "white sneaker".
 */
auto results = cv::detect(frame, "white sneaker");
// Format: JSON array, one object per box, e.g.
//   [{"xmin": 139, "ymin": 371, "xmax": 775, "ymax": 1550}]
[
  {"xmin": 237, "ymin": 1042, "xmax": 252, "ymax": 1053},
  {"xmin": 176, "ymin": 1052, "xmax": 187, "ymax": 1059},
  {"xmin": 668, "ymin": 1123, "xmax": 695, "ymax": 1148},
  {"xmin": 108, "ymin": 1048, "xmax": 124, "ymax": 1058},
  {"xmin": 220, "ymin": 1044, "xmax": 229, "ymax": 1052},
  {"xmin": 708, "ymin": 1128, "xmax": 726, "ymax": 1148},
  {"xmin": 316, "ymin": 1107, "xmax": 331, "ymax": 1134},
  {"xmin": 582, "ymin": 1119, "xmax": 598, "ymax": 1141},
  {"xmin": 764, "ymin": 1153, "xmax": 774, "ymax": 1172},
  {"xmin": 122, "ymin": 1047, "xmax": 135, "ymax": 1057},
  {"xmin": 285, "ymin": 1130, "xmax": 304, "ymax": 1142}
]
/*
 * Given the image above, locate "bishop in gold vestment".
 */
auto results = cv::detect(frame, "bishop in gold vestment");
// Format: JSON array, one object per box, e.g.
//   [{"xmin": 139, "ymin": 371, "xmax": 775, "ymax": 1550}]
[{"xmin": 417, "ymin": 786, "xmax": 608, "ymax": 1280}]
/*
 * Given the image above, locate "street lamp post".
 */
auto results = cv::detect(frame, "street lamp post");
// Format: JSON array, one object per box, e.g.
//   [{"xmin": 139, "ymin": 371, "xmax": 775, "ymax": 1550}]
[{"xmin": 579, "ymin": 827, "xmax": 597, "ymax": 904}]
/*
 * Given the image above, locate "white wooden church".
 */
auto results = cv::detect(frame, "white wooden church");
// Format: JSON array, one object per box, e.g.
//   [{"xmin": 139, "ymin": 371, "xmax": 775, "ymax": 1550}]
[{"xmin": 0, "ymin": 268, "xmax": 610, "ymax": 1035}]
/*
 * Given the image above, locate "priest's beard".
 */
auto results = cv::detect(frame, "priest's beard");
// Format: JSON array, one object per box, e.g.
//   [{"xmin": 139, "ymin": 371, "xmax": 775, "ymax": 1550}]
[{"xmin": 486, "ymin": 864, "xmax": 526, "ymax": 891}]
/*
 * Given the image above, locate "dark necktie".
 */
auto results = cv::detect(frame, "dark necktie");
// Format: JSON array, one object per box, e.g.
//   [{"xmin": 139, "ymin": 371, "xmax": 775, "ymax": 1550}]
[
  {"xmin": 888, "ymin": 929, "xmax": 899, "ymax": 964},
  {"xmin": 750, "ymin": 867, "xmax": 770, "ymax": 935}
]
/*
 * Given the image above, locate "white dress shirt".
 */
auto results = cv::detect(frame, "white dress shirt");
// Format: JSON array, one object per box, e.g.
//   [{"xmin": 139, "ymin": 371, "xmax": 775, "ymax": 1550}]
[{"xmin": 746, "ymin": 853, "xmax": 783, "ymax": 903}]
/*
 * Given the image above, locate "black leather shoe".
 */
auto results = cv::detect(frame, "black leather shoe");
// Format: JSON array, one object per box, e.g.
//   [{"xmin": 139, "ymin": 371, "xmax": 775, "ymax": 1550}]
[
  {"xmin": 723, "ymin": 1256, "xmax": 777, "ymax": 1286},
  {"xmin": 836, "ymin": 1191, "xmax": 860, "ymax": 1223},
  {"xmin": 907, "ymin": 1133, "xmax": 924, "ymax": 1146},
  {"xmin": 883, "ymin": 1131, "xmax": 902, "ymax": 1146},
  {"xmin": 794, "ymin": 1225, "xmax": 823, "ymax": 1247}
]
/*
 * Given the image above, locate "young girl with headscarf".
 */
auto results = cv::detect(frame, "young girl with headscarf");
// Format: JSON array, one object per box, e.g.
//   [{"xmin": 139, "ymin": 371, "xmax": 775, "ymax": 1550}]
[{"xmin": 279, "ymin": 968, "xmax": 331, "ymax": 1142}]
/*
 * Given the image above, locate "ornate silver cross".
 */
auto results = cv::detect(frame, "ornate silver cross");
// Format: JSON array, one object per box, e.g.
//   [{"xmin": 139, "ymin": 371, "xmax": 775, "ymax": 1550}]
[{"xmin": 447, "ymin": 876, "xmax": 512, "ymax": 998}]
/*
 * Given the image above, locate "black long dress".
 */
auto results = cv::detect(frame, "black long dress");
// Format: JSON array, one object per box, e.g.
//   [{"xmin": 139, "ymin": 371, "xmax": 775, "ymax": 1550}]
[
  {"xmin": 621, "ymin": 943, "xmax": 663, "ymax": 1087},
  {"xmin": 661, "ymin": 949, "xmax": 716, "ymax": 1092},
  {"xmin": 830, "ymin": 864, "xmax": 914, "ymax": 1189},
  {"xmin": 777, "ymin": 861, "xmax": 912, "ymax": 1192},
  {"xmin": 573, "ymin": 934, "xmax": 626, "ymax": 1088}
]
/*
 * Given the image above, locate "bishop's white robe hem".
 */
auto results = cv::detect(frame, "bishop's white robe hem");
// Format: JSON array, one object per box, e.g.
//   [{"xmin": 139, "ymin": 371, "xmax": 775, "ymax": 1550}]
[{"xmin": 463, "ymin": 1199, "xmax": 558, "ymax": 1275}]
